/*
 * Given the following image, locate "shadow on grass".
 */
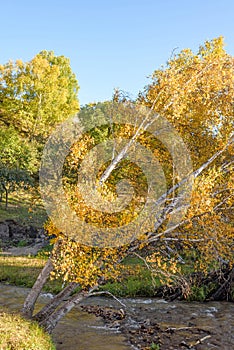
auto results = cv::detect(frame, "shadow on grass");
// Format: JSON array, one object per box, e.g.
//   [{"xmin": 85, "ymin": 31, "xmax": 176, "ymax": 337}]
[
  {"xmin": 0, "ymin": 257, "xmax": 62, "ymax": 294},
  {"xmin": 0, "ymin": 189, "xmax": 47, "ymax": 227}
]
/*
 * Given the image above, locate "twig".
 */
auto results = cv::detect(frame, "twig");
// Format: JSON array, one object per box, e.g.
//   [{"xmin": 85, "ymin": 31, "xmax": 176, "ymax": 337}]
[
  {"xmin": 88, "ymin": 291, "xmax": 127, "ymax": 308},
  {"xmin": 189, "ymin": 335, "xmax": 211, "ymax": 348},
  {"xmin": 132, "ymin": 252, "xmax": 158, "ymax": 288},
  {"xmin": 166, "ymin": 326, "xmax": 195, "ymax": 331}
]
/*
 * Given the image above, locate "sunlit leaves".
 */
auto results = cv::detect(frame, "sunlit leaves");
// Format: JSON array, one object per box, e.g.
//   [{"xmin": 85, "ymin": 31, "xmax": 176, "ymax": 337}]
[
  {"xmin": 46, "ymin": 221, "xmax": 123, "ymax": 287},
  {"xmin": 46, "ymin": 38, "xmax": 233, "ymax": 288},
  {"xmin": 144, "ymin": 36, "xmax": 234, "ymax": 167},
  {"xmin": 0, "ymin": 51, "xmax": 79, "ymax": 141}
]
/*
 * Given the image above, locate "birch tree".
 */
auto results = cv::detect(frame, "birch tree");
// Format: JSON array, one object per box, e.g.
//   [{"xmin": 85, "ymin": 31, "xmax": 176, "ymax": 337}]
[{"xmin": 22, "ymin": 37, "xmax": 233, "ymax": 333}]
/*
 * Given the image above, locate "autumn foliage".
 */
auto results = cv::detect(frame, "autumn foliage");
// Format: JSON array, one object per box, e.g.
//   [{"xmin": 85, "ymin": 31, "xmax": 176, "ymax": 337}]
[
  {"xmin": 18, "ymin": 37, "xmax": 234, "ymax": 331},
  {"xmin": 47, "ymin": 37, "xmax": 233, "ymax": 287}
]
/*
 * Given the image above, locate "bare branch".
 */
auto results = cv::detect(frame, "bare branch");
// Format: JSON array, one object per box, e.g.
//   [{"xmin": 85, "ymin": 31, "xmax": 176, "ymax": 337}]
[{"xmin": 88, "ymin": 291, "xmax": 126, "ymax": 308}]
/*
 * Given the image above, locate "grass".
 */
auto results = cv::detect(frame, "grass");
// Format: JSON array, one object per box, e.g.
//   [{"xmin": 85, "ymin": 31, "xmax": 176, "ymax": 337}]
[
  {"xmin": 101, "ymin": 256, "xmax": 160, "ymax": 297},
  {"xmin": 0, "ymin": 256, "xmax": 63, "ymax": 294},
  {"xmin": 101, "ymin": 275, "xmax": 156, "ymax": 297},
  {"xmin": 0, "ymin": 191, "xmax": 160, "ymax": 298},
  {"xmin": 0, "ymin": 311, "xmax": 55, "ymax": 350},
  {"xmin": 0, "ymin": 254, "xmax": 158, "ymax": 297},
  {"xmin": 0, "ymin": 253, "xmax": 233, "ymax": 301},
  {"xmin": 0, "ymin": 189, "xmax": 47, "ymax": 227},
  {"xmin": 0, "ymin": 189, "xmax": 232, "ymax": 301},
  {"xmin": 150, "ymin": 343, "xmax": 160, "ymax": 350}
]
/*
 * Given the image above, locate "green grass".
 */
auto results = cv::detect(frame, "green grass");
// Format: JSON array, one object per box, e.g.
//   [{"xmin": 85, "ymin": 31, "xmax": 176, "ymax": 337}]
[
  {"xmin": 0, "ymin": 311, "xmax": 55, "ymax": 350},
  {"xmin": 101, "ymin": 274, "xmax": 157, "ymax": 297},
  {"xmin": 0, "ymin": 254, "xmax": 233, "ymax": 301},
  {"xmin": 0, "ymin": 189, "xmax": 47, "ymax": 227},
  {"xmin": 150, "ymin": 343, "xmax": 160, "ymax": 350},
  {"xmin": 0, "ymin": 256, "xmax": 62, "ymax": 294},
  {"xmin": 0, "ymin": 254, "xmax": 158, "ymax": 297},
  {"xmin": 100, "ymin": 256, "xmax": 161, "ymax": 297}
]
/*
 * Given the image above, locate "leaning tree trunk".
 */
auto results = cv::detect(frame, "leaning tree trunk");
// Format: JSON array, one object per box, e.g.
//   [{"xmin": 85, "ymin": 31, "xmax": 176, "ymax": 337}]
[
  {"xmin": 39, "ymin": 285, "xmax": 99, "ymax": 334},
  {"xmin": 1, "ymin": 184, "xmax": 8, "ymax": 209},
  {"xmin": 22, "ymin": 259, "xmax": 53, "ymax": 318},
  {"xmin": 5, "ymin": 188, "xmax": 8, "ymax": 210},
  {"xmin": 33, "ymin": 282, "xmax": 79, "ymax": 322}
]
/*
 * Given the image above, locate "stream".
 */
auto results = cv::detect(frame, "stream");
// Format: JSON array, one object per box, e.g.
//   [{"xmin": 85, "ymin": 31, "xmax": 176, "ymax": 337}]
[
  {"xmin": 0, "ymin": 284, "xmax": 233, "ymax": 349},
  {"xmin": 0, "ymin": 284, "xmax": 129, "ymax": 350}
]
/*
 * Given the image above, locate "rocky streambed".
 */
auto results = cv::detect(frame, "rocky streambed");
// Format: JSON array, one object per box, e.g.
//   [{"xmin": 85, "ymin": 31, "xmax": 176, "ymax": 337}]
[
  {"xmin": 1, "ymin": 284, "xmax": 233, "ymax": 350},
  {"xmin": 81, "ymin": 296, "xmax": 234, "ymax": 350}
]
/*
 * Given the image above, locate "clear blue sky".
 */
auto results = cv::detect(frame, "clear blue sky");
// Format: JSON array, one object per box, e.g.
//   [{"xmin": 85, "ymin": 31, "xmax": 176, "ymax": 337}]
[{"xmin": 1, "ymin": 0, "xmax": 233, "ymax": 106}]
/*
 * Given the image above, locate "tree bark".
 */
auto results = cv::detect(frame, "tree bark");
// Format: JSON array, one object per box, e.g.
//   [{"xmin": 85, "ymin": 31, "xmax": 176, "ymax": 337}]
[
  {"xmin": 39, "ymin": 286, "xmax": 98, "ymax": 334},
  {"xmin": 22, "ymin": 259, "xmax": 53, "ymax": 318},
  {"xmin": 5, "ymin": 188, "xmax": 8, "ymax": 210},
  {"xmin": 33, "ymin": 282, "xmax": 79, "ymax": 322}
]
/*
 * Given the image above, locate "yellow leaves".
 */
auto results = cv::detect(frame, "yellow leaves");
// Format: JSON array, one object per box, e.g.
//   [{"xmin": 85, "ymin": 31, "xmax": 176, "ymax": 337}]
[
  {"xmin": 69, "ymin": 134, "xmax": 95, "ymax": 164},
  {"xmin": 46, "ymin": 220, "xmax": 126, "ymax": 287},
  {"xmin": 15, "ymin": 59, "xmax": 24, "ymax": 69},
  {"xmin": 199, "ymin": 36, "xmax": 226, "ymax": 59},
  {"xmin": 0, "ymin": 51, "xmax": 79, "ymax": 139},
  {"xmin": 62, "ymin": 120, "xmax": 156, "ymax": 233},
  {"xmin": 146, "ymin": 252, "xmax": 182, "ymax": 285},
  {"xmin": 38, "ymin": 39, "xmax": 233, "ymax": 289},
  {"xmin": 144, "ymin": 37, "xmax": 233, "ymax": 169},
  {"xmin": 187, "ymin": 162, "xmax": 233, "ymax": 225}
]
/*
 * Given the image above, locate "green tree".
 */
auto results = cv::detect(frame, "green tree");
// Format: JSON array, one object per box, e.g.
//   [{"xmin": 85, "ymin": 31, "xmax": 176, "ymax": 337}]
[
  {"xmin": 0, "ymin": 126, "xmax": 35, "ymax": 207},
  {"xmin": 0, "ymin": 51, "xmax": 80, "ymax": 205},
  {"xmin": 0, "ymin": 50, "xmax": 79, "ymax": 141},
  {"xmin": 0, "ymin": 167, "xmax": 32, "ymax": 209},
  {"xmin": 0, "ymin": 126, "xmax": 36, "ymax": 170}
]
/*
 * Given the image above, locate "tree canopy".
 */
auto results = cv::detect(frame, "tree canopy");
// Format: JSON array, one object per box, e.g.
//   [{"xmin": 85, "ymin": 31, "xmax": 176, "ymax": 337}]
[
  {"xmin": 0, "ymin": 50, "xmax": 79, "ymax": 141},
  {"xmin": 0, "ymin": 50, "xmax": 80, "ymax": 207},
  {"xmin": 142, "ymin": 36, "xmax": 233, "ymax": 168},
  {"xmin": 1, "ymin": 38, "xmax": 232, "ymax": 333}
]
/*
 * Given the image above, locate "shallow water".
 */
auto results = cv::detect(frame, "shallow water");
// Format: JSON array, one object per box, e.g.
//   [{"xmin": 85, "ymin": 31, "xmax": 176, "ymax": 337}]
[
  {"xmin": 0, "ymin": 284, "xmax": 233, "ymax": 349},
  {"xmin": 82, "ymin": 296, "xmax": 234, "ymax": 349},
  {"xmin": 0, "ymin": 284, "xmax": 130, "ymax": 350}
]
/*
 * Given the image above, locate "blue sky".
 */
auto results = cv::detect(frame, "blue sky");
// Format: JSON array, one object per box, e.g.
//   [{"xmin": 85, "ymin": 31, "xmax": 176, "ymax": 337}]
[{"xmin": 1, "ymin": 0, "xmax": 233, "ymax": 106}]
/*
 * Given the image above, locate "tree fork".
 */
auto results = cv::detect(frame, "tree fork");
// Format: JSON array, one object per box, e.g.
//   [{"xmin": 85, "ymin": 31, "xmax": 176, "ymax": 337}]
[
  {"xmin": 33, "ymin": 282, "xmax": 79, "ymax": 322},
  {"xmin": 39, "ymin": 285, "xmax": 99, "ymax": 334}
]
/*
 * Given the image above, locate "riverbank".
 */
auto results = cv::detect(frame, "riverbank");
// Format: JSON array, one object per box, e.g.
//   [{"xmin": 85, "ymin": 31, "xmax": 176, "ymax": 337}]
[
  {"xmin": 0, "ymin": 283, "xmax": 233, "ymax": 350},
  {"xmin": 0, "ymin": 253, "xmax": 233, "ymax": 302},
  {"xmin": 0, "ymin": 216, "xmax": 233, "ymax": 302},
  {"xmin": 0, "ymin": 284, "xmax": 130, "ymax": 350},
  {"xmin": 0, "ymin": 311, "xmax": 55, "ymax": 350},
  {"xmin": 0, "ymin": 220, "xmax": 233, "ymax": 349}
]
